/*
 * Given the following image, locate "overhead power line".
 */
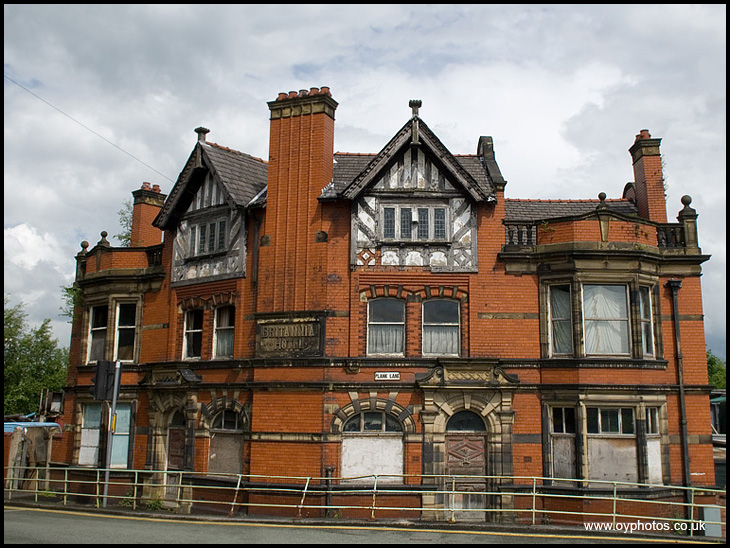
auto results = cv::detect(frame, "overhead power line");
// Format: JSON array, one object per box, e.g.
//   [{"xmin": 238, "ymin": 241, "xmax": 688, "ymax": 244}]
[{"xmin": 4, "ymin": 73, "xmax": 175, "ymax": 183}]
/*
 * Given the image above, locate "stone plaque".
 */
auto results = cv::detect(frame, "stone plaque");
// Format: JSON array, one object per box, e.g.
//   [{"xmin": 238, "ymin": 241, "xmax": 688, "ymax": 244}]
[{"xmin": 255, "ymin": 313, "xmax": 325, "ymax": 358}]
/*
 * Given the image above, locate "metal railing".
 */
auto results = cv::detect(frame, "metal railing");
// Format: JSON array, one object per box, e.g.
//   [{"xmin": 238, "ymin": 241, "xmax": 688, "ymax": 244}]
[{"xmin": 4, "ymin": 465, "xmax": 725, "ymax": 538}]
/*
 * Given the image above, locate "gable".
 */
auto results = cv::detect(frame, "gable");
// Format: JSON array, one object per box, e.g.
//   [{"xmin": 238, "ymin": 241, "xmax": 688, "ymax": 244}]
[
  {"xmin": 337, "ymin": 117, "xmax": 495, "ymax": 203},
  {"xmin": 154, "ymin": 141, "xmax": 267, "ymax": 231}
]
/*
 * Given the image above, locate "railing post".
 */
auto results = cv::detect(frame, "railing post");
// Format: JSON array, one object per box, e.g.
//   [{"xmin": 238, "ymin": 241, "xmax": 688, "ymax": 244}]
[
  {"xmin": 449, "ymin": 476, "xmax": 456, "ymax": 523},
  {"xmin": 689, "ymin": 488, "xmax": 695, "ymax": 537},
  {"xmin": 531, "ymin": 477, "xmax": 537, "ymax": 525},
  {"xmin": 370, "ymin": 475, "xmax": 378, "ymax": 520},
  {"xmin": 612, "ymin": 482, "xmax": 618, "ymax": 528},
  {"xmin": 133, "ymin": 470, "xmax": 138, "ymax": 510},
  {"xmin": 230, "ymin": 474, "xmax": 243, "ymax": 518},
  {"xmin": 62, "ymin": 468, "xmax": 68, "ymax": 506},
  {"xmin": 298, "ymin": 477, "xmax": 311, "ymax": 519}
]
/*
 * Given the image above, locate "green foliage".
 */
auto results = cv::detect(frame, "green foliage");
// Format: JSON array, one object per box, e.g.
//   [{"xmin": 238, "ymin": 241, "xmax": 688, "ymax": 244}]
[
  {"xmin": 707, "ymin": 348, "xmax": 726, "ymax": 389},
  {"xmin": 4, "ymin": 296, "xmax": 68, "ymax": 415},
  {"xmin": 114, "ymin": 198, "xmax": 133, "ymax": 247},
  {"xmin": 59, "ymin": 284, "xmax": 83, "ymax": 323}
]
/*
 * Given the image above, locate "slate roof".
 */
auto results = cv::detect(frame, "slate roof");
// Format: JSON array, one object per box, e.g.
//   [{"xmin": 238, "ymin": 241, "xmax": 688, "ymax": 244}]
[
  {"xmin": 202, "ymin": 142, "xmax": 268, "ymax": 206},
  {"xmin": 504, "ymin": 199, "xmax": 638, "ymax": 222},
  {"xmin": 154, "ymin": 141, "xmax": 268, "ymax": 229},
  {"xmin": 328, "ymin": 117, "xmax": 497, "ymax": 202}
]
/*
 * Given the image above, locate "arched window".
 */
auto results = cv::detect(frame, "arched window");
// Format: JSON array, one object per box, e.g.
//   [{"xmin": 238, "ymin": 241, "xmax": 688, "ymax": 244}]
[
  {"xmin": 343, "ymin": 411, "xmax": 403, "ymax": 432},
  {"xmin": 341, "ymin": 411, "xmax": 404, "ymax": 483},
  {"xmin": 423, "ymin": 299, "xmax": 460, "ymax": 355},
  {"xmin": 209, "ymin": 409, "xmax": 245, "ymax": 476},
  {"xmin": 367, "ymin": 299, "xmax": 405, "ymax": 355},
  {"xmin": 446, "ymin": 410, "xmax": 486, "ymax": 432}
]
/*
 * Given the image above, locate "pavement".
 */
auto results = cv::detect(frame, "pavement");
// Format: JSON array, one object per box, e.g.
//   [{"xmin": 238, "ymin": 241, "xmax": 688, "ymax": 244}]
[{"xmin": 3, "ymin": 490, "xmax": 725, "ymax": 544}]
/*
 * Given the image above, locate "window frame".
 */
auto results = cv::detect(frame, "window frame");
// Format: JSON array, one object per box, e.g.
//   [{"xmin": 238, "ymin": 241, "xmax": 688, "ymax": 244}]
[
  {"xmin": 380, "ymin": 203, "xmax": 449, "ymax": 242},
  {"xmin": 113, "ymin": 302, "xmax": 138, "ymax": 363},
  {"xmin": 188, "ymin": 215, "xmax": 228, "ymax": 258},
  {"xmin": 551, "ymin": 406, "xmax": 576, "ymax": 434},
  {"xmin": 213, "ymin": 305, "xmax": 235, "ymax": 359},
  {"xmin": 548, "ymin": 284, "xmax": 573, "ymax": 357},
  {"xmin": 343, "ymin": 411, "xmax": 403, "ymax": 433},
  {"xmin": 582, "ymin": 284, "xmax": 632, "ymax": 357},
  {"xmin": 422, "ymin": 299, "xmax": 460, "ymax": 356},
  {"xmin": 586, "ymin": 406, "xmax": 636, "ymax": 435},
  {"xmin": 183, "ymin": 309, "xmax": 204, "ymax": 359},
  {"xmin": 639, "ymin": 286, "xmax": 655, "ymax": 357},
  {"xmin": 87, "ymin": 305, "xmax": 109, "ymax": 364},
  {"xmin": 367, "ymin": 298, "xmax": 405, "ymax": 356}
]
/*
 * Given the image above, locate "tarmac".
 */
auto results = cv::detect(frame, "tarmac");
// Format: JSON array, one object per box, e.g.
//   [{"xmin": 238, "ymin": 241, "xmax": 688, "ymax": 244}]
[{"xmin": 3, "ymin": 490, "xmax": 725, "ymax": 544}]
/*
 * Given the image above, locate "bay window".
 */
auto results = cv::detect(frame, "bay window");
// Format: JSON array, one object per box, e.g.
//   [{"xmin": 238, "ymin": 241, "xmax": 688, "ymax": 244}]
[{"xmin": 583, "ymin": 285, "xmax": 630, "ymax": 356}]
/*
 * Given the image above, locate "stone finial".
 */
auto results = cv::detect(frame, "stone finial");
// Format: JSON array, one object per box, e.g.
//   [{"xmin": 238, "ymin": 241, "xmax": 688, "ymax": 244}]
[
  {"xmin": 409, "ymin": 99, "xmax": 422, "ymax": 117},
  {"xmin": 195, "ymin": 127, "xmax": 210, "ymax": 142},
  {"xmin": 98, "ymin": 231, "xmax": 110, "ymax": 247}
]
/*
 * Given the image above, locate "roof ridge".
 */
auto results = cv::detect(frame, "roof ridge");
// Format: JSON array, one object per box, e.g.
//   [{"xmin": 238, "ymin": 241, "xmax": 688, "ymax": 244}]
[
  {"xmin": 506, "ymin": 197, "xmax": 630, "ymax": 203},
  {"xmin": 204, "ymin": 141, "xmax": 268, "ymax": 164}
]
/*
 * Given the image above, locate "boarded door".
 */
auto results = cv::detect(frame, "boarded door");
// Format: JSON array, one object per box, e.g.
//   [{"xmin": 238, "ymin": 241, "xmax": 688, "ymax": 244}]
[{"xmin": 446, "ymin": 434, "xmax": 487, "ymax": 521}]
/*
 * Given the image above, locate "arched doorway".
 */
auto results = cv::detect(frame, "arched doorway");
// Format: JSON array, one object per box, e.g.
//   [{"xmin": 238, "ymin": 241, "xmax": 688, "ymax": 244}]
[
  {"xmin": 445, "ymin": 410, "xmax": 487, "ymax": 521},
  {"xmin": 166, "ymin": 411, "xmax": 187, "ymax": 500}
]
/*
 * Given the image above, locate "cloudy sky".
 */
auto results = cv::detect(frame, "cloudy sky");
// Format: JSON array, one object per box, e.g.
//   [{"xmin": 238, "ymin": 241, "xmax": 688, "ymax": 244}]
[{"xmin": 4, "ymin": 4, "xmax": 726, "ymax": 359}]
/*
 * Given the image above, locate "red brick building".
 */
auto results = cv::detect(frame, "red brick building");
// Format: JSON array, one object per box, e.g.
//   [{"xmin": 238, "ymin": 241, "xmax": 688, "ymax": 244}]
[{"xmin": 57, "ymin": 87, "xmax": 715, "ymax": 519}]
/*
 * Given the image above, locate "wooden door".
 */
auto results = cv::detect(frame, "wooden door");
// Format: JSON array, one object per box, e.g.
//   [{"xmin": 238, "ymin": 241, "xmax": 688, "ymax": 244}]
[{"xmin": 446, "ymin": 434, "xmax": 487, "ymax": 521}]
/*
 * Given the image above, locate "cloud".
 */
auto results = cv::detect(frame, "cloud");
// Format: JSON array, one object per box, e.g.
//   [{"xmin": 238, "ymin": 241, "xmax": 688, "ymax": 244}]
[{"xmin": 3, "ymin": 4, "xmax": 725, "ymax": 357}]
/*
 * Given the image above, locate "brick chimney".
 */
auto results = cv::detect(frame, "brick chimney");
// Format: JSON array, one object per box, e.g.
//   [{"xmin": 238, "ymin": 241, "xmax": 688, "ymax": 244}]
[
  {"xmin": 259, "ymin": 87, "xmax": 338, "ymax": 311},
  {"xmin": 628, "ymin": 129, "xmax": 667, "ymax": 223},
  {"xmin": 130, "ymin": 182, "xmax": 166, "ymax": 247}
]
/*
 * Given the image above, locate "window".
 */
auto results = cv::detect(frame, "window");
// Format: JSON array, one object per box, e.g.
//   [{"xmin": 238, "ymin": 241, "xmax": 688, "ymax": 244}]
[
  {"xmin": 639, "ymin": 286, "xmax": 654, "ymax": 357},
  {"xmin": 214, "ymin": 306, "xmax": 235, "ymax": 358},
  {"xmin": 647, "ymin": 407, "xmax": 659, "ymax": 434},
  {"xmin": 381, "ymin": 205, "xmax": 448, "ymax": 241},
  {"xmin": 341, "ymin": 411, "xmax": 404, "ymax": 483},
  {"xmin": 189, "ymin": 217, "xmax": 227, "ymax": 256},
  {"xmin": 184, "ymin": 310, "xmax": 204, "ymax": 359},
  {"xmin": 549, "ymin": 285, "xmax": 573, "ymax": 356},
  {"xmin": 367, "ymin": 299, "xmax": 404, "ymax": 355},
  {"xmin": 552, "ymin": 407, "xmax": 576, "ymax": 434},
  {"xmin": 423, "ymin": 299, "xmax": 460, "ymax": 355},
  {"xmin": 110, "ymin": 402, "xmax": 132, "ymax": 468},
  {"xmin": 583, "ymin": 285, "xmax": 630, "ymax": 355},
  {"xmin": 343, "ymin": 411, "xmax": 403, "ymax": 433},
  {"xmin": 88, "ymin": 305, "xmax": 108, "ymax": 363},
  {"xmin": 587, "ymin": 407, "xmax": 635, "ymax": 434},
  {"xmin": 115, "ymin": 303, "xmax": 137, "ymax": 362},
  {"xmin": 446, "ymin": 410, "xmax": 486, "ymax": 432},
  {"xmin": 79, "ymin": 403, "xmax": 102, "ymax": 466},
  {"xmin": 209, "ymin": 409, "xmax": 245, "ymax": 475}
]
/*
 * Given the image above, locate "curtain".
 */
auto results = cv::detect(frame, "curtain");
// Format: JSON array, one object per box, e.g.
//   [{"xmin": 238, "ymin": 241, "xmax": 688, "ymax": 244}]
[
  {"xmin": 583, "ymin": 285, "xmax": 629, "ymax": 355},
  {"xmin": 423, "ymin": 325, "xmax": 459, "ymax": 354},
  {"xmin": 549, "ymin": 286, "xmax": 573, "ymax": 355},
  {"xmin": 368, "ymin": 324, "xmax": 404, "ymax": 354}
]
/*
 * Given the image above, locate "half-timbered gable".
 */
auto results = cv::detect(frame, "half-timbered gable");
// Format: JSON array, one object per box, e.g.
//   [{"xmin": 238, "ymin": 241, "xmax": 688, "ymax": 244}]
[{"xmin": 154, "ymin": 128, "xmax": 267, "ymax": 285}]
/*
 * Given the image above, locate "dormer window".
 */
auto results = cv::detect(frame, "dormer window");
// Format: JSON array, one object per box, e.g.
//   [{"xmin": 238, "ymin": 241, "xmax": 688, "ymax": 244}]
[
  {"xmin": 382, "ymin": 204, "xmax": 448, "ymax": 242},
  {"xmin": 189, "ymin": 218, "xmax": 227, "ymax": 257}
]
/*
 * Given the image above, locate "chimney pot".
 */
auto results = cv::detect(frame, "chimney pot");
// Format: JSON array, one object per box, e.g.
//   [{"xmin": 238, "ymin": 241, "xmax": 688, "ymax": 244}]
[
  {"xmin": 288, "ymin": 91, "xmax": 298, "ymax": 98},
  {"xmin": 299, "ymin": 89, "xmax": 309, "ymax": 97},
  {"xmin": 152, "ymin": 184, "xmax": 161, "ymax": 193},
  {"xmin": 141, "ymin": 182, "xmax": 152, "ymax": 190},
  {"xmin": 320, "ymin": 86, "xmax": 331, "ymax": 96},
  {"xmin": 310, "ymin": 87, "xmax": 320, "ymax": 95},
  {"xmin": 277, "ymin": 92, "xmax": 288, "ymax": 101}
]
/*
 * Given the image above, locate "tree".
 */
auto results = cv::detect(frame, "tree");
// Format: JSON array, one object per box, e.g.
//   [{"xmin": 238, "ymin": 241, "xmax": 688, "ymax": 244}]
[
  {"xmin": 114, "ymin": 198, "xmax": 133, "ymax": 246},
  {"xmin": 707, "ymin": 348, "xmax": 726, "ymax": 390},
  {"xmin": 4, "ymin": 296, "xmax": 68, "ymax": 415}
]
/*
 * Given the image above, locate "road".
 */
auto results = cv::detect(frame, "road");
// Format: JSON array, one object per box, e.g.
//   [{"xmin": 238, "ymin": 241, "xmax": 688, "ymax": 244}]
[{"xmin": 4, "ymin": 506, "xmax": 712, "ymax": 544}]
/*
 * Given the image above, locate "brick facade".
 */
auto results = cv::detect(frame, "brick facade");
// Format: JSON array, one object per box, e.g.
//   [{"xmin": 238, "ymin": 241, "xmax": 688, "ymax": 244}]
[{"xmin": 53, "ymin": 87, "xmax": 716, "ymax": 520}]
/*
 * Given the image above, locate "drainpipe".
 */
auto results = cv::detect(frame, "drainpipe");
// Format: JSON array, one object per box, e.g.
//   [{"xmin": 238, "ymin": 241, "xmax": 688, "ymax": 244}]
[{"xmin": 665, "ymin": 279, "xmax": 691, "ymax": 511}]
